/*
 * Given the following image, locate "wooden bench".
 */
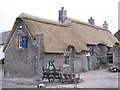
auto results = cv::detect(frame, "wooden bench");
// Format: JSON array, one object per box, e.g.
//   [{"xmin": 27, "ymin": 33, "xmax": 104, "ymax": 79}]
[
  {"xmin": 60, "ymin": 73, "xmax": 81, "ymax": 84},
  {"xmin": 42, "ymin": 68, "xmax": 62, "ymax": 82}
]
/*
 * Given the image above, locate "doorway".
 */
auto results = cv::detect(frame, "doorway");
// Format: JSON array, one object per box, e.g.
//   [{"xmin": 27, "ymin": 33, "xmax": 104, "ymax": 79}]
[{"xmin": 107, "ymin": 54, "xmax": 113, "ymax": 63}]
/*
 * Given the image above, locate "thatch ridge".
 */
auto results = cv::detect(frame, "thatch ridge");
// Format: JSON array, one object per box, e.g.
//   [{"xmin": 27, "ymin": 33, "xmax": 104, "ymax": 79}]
[
  {"xmin": 18, "ymin": 13, "xmax": 72, "ymax": 27},
  {"xmin": 18, "ymin": 13, "xmax": 108, "ymax": 31}
]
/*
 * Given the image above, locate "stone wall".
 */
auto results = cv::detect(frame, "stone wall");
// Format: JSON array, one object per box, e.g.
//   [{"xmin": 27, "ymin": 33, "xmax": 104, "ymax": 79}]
[
  {"xmin": 114, "ymin": 30, "xmax": 120, "ymax": 65},
  {"xmin": 4, "ymin": 29, "xmax": 36, "ymax": 78},
  {"xmin": 43, "ymin": 53, "xmax": 64, "ymax": 69},
  {"xmin": 113, "ymin": 45, "xmax": 120, "ymax": 65},
  {"xmin": 87, "ymin": 44, "xmax": 108, "ymax": 68},
  {"xmin": 43, "ymin": 53, "xmax": 85, "ymax": 73}
]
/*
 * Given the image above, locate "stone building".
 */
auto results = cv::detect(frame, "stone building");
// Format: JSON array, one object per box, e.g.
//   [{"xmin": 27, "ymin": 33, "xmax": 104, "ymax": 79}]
[
  {"xmin": 3, "ymin": 8, "xmax": 119, "ymax": 78},
  {"xmin": 113, "ymin": 30, "xmax": 120, "ymax": 65}
]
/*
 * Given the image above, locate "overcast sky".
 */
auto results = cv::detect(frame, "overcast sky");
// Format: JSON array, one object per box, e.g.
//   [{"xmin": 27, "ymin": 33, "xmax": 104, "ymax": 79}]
[{"xmin": 0, "ymin": 0, "xmax": 119, "ymax": 34}]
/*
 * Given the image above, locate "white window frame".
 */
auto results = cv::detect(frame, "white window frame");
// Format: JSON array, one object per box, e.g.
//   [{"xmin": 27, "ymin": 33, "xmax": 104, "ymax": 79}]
[
  {"xmin": 18, "ymin": 35, "xmax": 28, "ymax": 49},
  {"xmin": 18, "ymin": 35, "xmax": 22, "ymax": 49}
]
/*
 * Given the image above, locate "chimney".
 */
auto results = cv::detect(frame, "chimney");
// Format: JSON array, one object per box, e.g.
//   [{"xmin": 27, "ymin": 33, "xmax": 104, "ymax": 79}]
[
  {"xmin": 88, "ymin": 17, "xmax": 95, "ymax": 25},
  {"xmin": 58, "ymin": 7, "xmax": 67, "ymax": 23},
  {"xmin": 103, "ymin": 21, "xmax": 108, "ymax": 29}
]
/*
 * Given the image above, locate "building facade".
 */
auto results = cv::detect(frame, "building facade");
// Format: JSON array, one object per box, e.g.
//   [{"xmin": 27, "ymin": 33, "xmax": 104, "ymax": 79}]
[
  {"xmin": 3, "ymin": 12, "xmax": 119, "ymax": 78},
  {"xmin": 113, "ymin": 30, "xmax": 120, "ymax": 65}
]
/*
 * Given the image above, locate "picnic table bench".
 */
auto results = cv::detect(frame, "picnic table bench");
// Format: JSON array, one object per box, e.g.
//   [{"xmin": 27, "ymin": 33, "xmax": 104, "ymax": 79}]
[
  {"xmin": 42, "ymin": 67, "xmax": 83, "ymax": 83},
  {"xmin": 42, "ymin": 68, "xmax": 62, "ymax": 82},
  {"xmin": 60, "ymin": 73, "xmax": 81, "ymax": 84}
]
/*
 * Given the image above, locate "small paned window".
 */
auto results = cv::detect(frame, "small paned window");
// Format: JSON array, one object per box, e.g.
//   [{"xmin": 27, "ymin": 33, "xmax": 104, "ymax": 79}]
[
  {"xmin": 64, "ymin": 56, "xmax": 69, "ymax": 65},
  {"xmin": 19, "ymin": 35, "xmax": 28, "ymax": 48},
  {"xmin": 66, "ymin": 47, "xmax": 71, "ymax": 52},
  {"xmin": 48, "ymin": 61, "xmax": 55, "ymax": 67},
  {"xmin": 65, "ymin": 46, "xmax": 74, "ymax": 53},
  {"xmin": 48, "ymin": 61, "xmax": 55, "ymax": 69}
]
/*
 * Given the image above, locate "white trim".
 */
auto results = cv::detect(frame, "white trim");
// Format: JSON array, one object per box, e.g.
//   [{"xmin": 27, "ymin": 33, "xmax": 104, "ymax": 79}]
[
  {"xmin": 63, "ymin": 64, "xmax": 69, "ymax": 68},
  {"xmin": 18, "ymin": 35, "xmax": 22, "ymax": 49}
]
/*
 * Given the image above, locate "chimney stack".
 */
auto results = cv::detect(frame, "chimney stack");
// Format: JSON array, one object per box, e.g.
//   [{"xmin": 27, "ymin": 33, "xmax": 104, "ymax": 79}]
[
  {"xmin": 58, "ymin": 7, "xmax": 67, "ymax": 23},
  {"xmin": 103, "ymin": 21, "xmax": 108, "ymax": 29},
  {"xmin": 88, "ymin": 17, "xmax": 95, "ymax": 25}
]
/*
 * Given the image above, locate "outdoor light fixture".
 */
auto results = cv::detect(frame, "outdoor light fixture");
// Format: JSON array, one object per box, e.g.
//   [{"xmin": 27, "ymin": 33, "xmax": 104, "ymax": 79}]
[
  {"xmin": 19, "ymin": 25, "xmax": 23, "ymax": 29},
  {"xmin": 17, "ymin": 25, "xmax": 24, "ymax": 35},
  {"xmin": 86, "ymin": 52, "xmax": 91, "ymax": 57}
]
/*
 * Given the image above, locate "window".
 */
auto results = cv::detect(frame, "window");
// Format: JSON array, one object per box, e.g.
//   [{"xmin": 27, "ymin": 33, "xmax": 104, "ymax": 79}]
[
  {"xmin": 64, "ymin": 56, "xmax": 69, "ymax": 65},
  {"xmin": 47, "ymin": 61, "xmax": 55, "ymax": 69},
  {"xmin": 65, "ymin": 46, "xmax": 74, "ymax": 54},
  {"xmin": 19, "ymin": 35, "xmax": 28, "ymax": 48},
  {"xmin": 48, "ymin": 61, "xmax": 55, "ymax": 67},
  {"xmin": 66, "ymin": 47, "xmax": 72, "ymax": 52}
]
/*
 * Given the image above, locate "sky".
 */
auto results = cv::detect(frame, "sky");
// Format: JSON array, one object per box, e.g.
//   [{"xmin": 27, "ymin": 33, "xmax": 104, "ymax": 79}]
[{"xmin": 0, "ymin": 0, "xmax": 119, "ymax": 34}]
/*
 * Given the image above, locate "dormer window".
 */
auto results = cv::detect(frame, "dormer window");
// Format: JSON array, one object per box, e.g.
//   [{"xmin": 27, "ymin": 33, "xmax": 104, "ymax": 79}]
[
  {"xmin": 65, "ymin": 46, "xmax": 73, "ymax": 53},
  {"xmin": 63, "ymin": 46, "xmax": 74, "ymax": 66}
]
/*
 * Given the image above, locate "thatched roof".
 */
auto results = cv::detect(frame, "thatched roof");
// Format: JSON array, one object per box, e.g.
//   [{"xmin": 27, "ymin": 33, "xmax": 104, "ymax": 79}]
[{"xmin": 3, "ymin": 13, "xmax": 119, "ymax": 53}]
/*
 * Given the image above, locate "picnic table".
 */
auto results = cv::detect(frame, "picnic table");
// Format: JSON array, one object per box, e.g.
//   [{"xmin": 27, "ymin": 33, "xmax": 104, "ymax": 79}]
[
  {"xmin": 42, "ymin": 68, "xmax": 62, "ymax": 82},
  {"xmin": 60, "ymin": 73, "xmax": 81, "ymax": 84},
  {"xmin": 42, "ymin": 67, "xmax": 83, "ymax": 83}
]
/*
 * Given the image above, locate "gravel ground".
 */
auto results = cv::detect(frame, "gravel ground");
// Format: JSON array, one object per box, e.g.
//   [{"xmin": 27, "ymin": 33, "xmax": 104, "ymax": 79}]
[
  {"xmin": 46, "ymin": 69, "xmax": 118, "ymax": 88},
  {"xmin": 1, "ymin": 68, "xmax": 118, "ymax": 88}
]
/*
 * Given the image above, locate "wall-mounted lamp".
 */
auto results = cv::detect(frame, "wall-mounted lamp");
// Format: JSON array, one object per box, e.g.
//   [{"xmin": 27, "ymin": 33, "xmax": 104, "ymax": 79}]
[{"xmin": 86, "ymin": 52, "xmax": 91, "ymax": 57}]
